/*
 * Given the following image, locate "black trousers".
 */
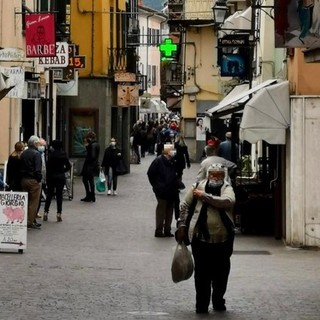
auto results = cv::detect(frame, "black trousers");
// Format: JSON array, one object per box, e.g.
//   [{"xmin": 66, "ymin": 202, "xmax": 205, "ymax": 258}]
[
  {"xmin": 82, "ymin": 174, "xmax": 95, "ymax": 197},
  {"xmin": 191, "ymin": 236, "xmax": 234, "ymax": 312}
]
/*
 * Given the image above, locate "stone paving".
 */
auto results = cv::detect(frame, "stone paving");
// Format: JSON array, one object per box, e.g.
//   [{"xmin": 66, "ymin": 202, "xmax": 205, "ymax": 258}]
[{"xmin": 0, "ymin": 153, "xmax": 320, "ymax": 320}]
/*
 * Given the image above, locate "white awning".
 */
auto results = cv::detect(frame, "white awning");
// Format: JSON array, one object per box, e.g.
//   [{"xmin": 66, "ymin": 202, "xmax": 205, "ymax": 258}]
[
  {"xmin": 206, "ymin": 79, "xmax": 278, "ymax": 119},
  {"xmin": 0, "ymin": 71, "xmax": 14, "ymax": 101},
  {"xmin": 140, "ymin": 99, "xmax": 169, "ymax": 114},
  {"xmin": 239, "ymin": 81, "xmax": 290, "ymax": 145},
  {"xmin": 218, "ymin": 7, "xmax": 252, "ymax": 38}
]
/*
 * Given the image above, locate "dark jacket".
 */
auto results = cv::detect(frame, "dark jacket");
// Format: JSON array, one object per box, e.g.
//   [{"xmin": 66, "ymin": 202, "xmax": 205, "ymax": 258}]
[
  {"xmin": 7, "ymin": 155, "xmax": 22, "ymax": 191},
  {"xmin": 20, "ymin": 147, "xmax": 42, "ymax": 182},
  {"xmin": 174, "ymin": 142, "xmax": 190, "ymax": 173},
  {"xmin": 46, "ymin": 149, "xmax": 71, "ymax": 181},
  {"xmin": 81, "ymin": 139, "xmax": 100, "ymax": 176},
  {"xmin": 101, "ymin": 146, "xmax": 121, "ymax": 172},
  {"xmin": 147, "ymin": 155, "xmax": 178, "ymax": 200}
]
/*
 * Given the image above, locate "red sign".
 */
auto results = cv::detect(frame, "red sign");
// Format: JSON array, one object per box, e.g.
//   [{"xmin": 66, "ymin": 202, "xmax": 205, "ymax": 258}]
[{"xmin": 25, "ymin": 13, "xmax": 56, "ymax": 57}]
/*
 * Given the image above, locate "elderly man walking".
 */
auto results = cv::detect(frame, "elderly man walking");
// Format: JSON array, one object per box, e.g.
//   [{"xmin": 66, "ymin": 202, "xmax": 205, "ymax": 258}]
[{"xmin": 20, "ymin": 135, "xmax": 43, "ymax": 229}]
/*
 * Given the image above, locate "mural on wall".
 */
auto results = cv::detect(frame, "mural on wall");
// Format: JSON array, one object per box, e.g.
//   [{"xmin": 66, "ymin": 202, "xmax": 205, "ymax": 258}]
[
  {"xmin": 275, "ymin": 0, "xmax": 320, "ymax": 47},
  {"xmin": 69, "ymin": 109, "xmax": 98, "ymax": 156}
]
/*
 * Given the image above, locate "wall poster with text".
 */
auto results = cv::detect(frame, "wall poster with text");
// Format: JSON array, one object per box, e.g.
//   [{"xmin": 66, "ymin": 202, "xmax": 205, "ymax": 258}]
[{"xmin": 0, "ymin": 192, "xmax": 28, "ymax": 253}]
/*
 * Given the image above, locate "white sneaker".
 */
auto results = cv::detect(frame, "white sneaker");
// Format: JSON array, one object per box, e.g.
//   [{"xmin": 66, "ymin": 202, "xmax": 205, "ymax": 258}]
[
  {"xmin": 113, "ymin": 191, "xmax": 117, "ymax": 196},
  {"xmin": 107, "ymin": 190, "xmax": 111, "ymax": 195}
]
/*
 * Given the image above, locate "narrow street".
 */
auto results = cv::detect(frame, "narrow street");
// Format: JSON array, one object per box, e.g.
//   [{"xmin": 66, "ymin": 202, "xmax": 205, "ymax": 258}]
[{"xmin": 0, "ymin": 154, "xmax": 320, "ymax": 320}]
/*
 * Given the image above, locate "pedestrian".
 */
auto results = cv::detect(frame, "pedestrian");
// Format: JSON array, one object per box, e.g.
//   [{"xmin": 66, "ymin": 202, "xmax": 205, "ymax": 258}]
[
  {"xmin": 174, "ymin": 134, "xmax": 191, "ymax": 189},
  {"xmin": 147, "ymin": 144, "xmax": 179, "ymax": 237},
  {"xmin": 218, "ymin": 131, "xmax": 238, "ymax": 162},
  {"xmin": 6, "ymin": 141, "xmax": 25, "ymax": 191},
  {"xmin": 131, "ymin": 120, "xmax": 142, "ymax": 164},
  {"xmin": 81, "ymin": 131, "xmax": 100, "ymax": 202},
  {"xmin": 101, "ymin": 137, "xmax": 122, "ymax": 196},
  {"xmin": 43, "ymin": 140, "xmax": 71, "ymax": 222},
  {"xmin": 20, "ymin": 135, "xmax": 42, "ymax": 229},
  {"xmin": 196, "ymin": 137, "xmax": 237, "ymax": 183},
  {"xmin": 36, "ymin": 137, "xmax": 47, "ymax": 219},
  {"xmin": 176, "ymin": 163, "xmax": 236, "ymax": 314}
]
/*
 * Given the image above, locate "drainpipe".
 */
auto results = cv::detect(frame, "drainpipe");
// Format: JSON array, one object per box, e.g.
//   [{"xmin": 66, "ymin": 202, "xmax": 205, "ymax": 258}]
[
  {"xmin": 91, "ymin": 0, "xmax": 95, "ymax": 76},
  {"xmin": 146, "ymin": 13, "xmax": 155, "ymax": 92}
]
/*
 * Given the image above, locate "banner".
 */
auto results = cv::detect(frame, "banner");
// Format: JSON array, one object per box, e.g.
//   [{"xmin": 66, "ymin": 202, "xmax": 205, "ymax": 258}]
[{"xmin": 25, "ymin": 13, "xmax": 56, "ymax": 57}]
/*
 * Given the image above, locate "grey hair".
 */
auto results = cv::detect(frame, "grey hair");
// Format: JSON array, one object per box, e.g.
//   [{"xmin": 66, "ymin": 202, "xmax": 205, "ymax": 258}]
[{"xmin": 28, "ymin": 135, "xmax": 40, "ymax": 148}]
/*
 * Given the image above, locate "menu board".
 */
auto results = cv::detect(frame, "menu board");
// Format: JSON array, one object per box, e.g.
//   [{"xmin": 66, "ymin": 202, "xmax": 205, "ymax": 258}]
[{"xmin": 0, "ymin": 192, "xmax": 28, "ymax": 253}]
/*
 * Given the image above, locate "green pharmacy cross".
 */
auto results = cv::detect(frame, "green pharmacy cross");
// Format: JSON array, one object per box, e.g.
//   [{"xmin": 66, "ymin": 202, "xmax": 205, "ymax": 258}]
[{"xmin": 159, "ymin": 38, "xmax": 177, "ymax": 58}]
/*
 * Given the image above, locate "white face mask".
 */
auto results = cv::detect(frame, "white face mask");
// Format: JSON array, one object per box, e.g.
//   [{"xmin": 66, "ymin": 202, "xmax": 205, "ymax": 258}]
[
  {"xmin": 37, "ymin": 146, "xmax": 45, "ymax": 153},
  {"xmin": 169, "ymin": 150, "xmax": 177, "ymax": 157},
  {"xmin": 208, "ymin": 179, "xmax": 224, "ymax": 188},
  {"xmin": 110, "ymin": 142, "xmax": 116, "ymax": 147}
]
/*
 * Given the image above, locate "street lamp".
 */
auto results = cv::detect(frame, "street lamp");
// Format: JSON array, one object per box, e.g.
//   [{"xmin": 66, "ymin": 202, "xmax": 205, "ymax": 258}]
[{"xmin": 212, "ymin": 0, "xmax": 228, "ymax": 26}]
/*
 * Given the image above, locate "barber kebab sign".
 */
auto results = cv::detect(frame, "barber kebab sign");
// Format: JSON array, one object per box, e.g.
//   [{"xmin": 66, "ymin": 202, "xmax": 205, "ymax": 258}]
[
  {"xmin": 0, "ymin": 192, "xmax": 28, "ymax": 252},
  {"xmin": 25, "ymin": 13, "xmax": 56, "ymax": 58}
]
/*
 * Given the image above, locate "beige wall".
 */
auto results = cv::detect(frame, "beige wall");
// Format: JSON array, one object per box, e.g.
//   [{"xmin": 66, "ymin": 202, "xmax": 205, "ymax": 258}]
[{"xmin": 0, "ymin": 1, "xmax": 34, "ymax": 164}]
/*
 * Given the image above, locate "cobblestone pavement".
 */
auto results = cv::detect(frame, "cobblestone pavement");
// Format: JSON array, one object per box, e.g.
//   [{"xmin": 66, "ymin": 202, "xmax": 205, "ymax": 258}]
[{"xmin": 1, "ymin": 154, "xmax": 320, "ymax": 320}]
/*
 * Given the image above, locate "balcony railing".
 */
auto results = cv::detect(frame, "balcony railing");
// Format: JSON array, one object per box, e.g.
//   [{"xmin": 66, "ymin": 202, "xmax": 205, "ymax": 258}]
[
  {"xmin": 108, "ymin": 48, "xmax": 137, "ymax": 75},
  {"xmin": 168, "ymin": 0, "xmax": 214, "ymax": 24}
]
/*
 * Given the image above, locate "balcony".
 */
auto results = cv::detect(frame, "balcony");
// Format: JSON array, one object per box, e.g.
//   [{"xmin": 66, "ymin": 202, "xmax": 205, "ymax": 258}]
[{"xmin": 168, "ymin": 0, "xmax": 214, "ymax": 26}]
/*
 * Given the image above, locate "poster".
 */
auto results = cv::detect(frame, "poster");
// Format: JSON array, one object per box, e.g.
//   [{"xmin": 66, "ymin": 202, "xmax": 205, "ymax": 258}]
[
  {"xmin": 196, "ymin": 115, "xmax": 207, "ymax": 141},
  {"xmin": 0, "ymin": 192, "xmax": 28, "ymax": 253}
]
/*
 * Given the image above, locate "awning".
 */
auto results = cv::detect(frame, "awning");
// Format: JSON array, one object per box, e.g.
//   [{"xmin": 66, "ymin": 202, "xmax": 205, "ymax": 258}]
[
  {"xmin": 239, "ymin": 81, "xmax": 290, "ymax": 145},
  {"xmin": 218, "ymin": 7, "xmax": 252, "ymax": 38},
  {"xmin": 0, "ymin": 71, "xmax": 14, "ymax": 101},
  {"xmin": 206, "ymin": 79, "xmax": 278, "ymax": 119},
  {"xmin": 140, "ymin": 99, "xmax": 169, "ymax": 114}
]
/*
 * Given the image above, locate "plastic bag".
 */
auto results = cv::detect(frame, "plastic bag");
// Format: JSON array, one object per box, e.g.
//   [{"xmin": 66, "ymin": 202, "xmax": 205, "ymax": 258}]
[
  {"xmin": 99, "ymin": 169, "xmax": 106, "ymax": 182},
  {"xmin": 96, "ymin": 178, "xmax": 106, "ymax": 192},
  {"xmin": 171, "ymin": 242, "xmax": 194, "ymax": 283}
]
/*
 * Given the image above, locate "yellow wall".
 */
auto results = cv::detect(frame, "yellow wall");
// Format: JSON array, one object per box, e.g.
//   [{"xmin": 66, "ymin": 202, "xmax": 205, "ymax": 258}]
[
  {"xmin": 182, "ymin": 26, "xmax": 221, "ymax": 119},
  {"xmin": 288, "ymin": 49, "xmax": 320, "ymax": 95},
  {"xmin": 71, "ymin": 0, "xmax": 125, "ymax": 77}
]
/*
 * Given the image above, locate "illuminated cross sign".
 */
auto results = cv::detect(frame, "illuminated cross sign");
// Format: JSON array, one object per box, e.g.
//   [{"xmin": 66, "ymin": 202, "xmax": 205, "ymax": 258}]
[{"xmin": 159, "ymin": 38, "xmax": 177, "ymax": 58}]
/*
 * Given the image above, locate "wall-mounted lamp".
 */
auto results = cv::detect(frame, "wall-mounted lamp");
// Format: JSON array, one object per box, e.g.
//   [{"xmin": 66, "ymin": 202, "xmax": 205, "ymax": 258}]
[
  {"xmin": 212, "ymin": 1, "xmax": 228, "ymax": 26},
  {"xmin": 188, "ymin": 94, "xmax": 196, "ymax": 102}
]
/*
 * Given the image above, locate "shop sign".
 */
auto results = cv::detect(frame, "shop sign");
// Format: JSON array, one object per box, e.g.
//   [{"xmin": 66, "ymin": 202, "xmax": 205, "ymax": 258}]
[
  {"xmin": 25, "ymin": 13, "xmax": 56, "ymax": 57},
  {"xmin": 0, "ymin": 192, "xmax": 28, "ymax": 253},
  {"xmin": 37, "ymin": 42, "xmax": 69, "ymax": 67},
  {"xmin": 0, "ymin": 48, "xmax": 25, "ymax": 61}
]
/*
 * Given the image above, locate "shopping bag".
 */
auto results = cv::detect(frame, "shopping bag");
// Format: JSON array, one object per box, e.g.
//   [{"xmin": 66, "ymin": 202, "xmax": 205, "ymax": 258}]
[
  {"xmin": 99, "ymin": 169, "xmax": 106, "ymax": 182},
  {"xmin": 96, "ymin": 178, "xmax": 106, "ymax": 193},
  {"xmin": 116, "ymin": 159, "xmax": 127, "ymax": 175},
  {"xmin": 171, "ymin": 242, "xmax": 194, "ymax": 283}
]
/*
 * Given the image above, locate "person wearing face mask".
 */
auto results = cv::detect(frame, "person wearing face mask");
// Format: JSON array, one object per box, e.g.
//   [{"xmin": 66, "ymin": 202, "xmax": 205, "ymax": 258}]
[
  {"xmin": 101, "ymin": 138, "xmax": 122, "ymax": 196},
  {"xmin": 36, "ymin": 138, "xmax": 47, "ymax": 219},
  {"xmin": 80, "ymin": 131, "xmax": 100, "ymax": 202},
  {"xmin": 147, "ymin": 143, "xmax": 179, "ymax": 237},
  {"xmin": 176, "ymin": 164, "xmax": 235, "ymax": 314},
  {"xmin": 20, "ymin": 135, "xmax": 43, "ymax": 229}
]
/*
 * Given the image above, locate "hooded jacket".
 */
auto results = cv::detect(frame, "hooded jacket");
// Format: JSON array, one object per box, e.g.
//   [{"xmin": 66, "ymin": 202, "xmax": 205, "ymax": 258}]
[{"xmin": 179, "ymin": 179, "xmax": 235, "ymax": 243}]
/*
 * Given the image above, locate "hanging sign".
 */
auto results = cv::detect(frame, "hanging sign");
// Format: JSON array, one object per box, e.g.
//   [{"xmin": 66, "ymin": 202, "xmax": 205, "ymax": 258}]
[{"xmin": 25, "ymin": 13, "xmax": 56, "ymax": 58}]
